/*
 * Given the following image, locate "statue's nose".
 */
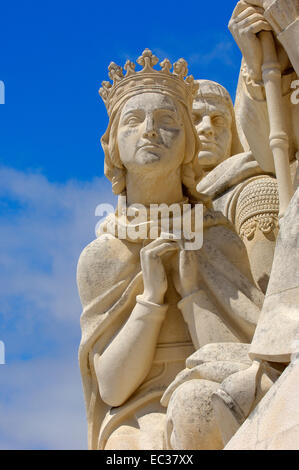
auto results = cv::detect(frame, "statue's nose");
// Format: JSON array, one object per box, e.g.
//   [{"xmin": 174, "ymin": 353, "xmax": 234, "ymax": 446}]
[
  {"xmin": 199, "ymin": 116, "xmax": 214, "ymax": 137},
  {"xmin": 143, "ymin": 116, "xmax": 157, "ymax": 138},
  {"xmin": 143, "ymin": 129, "xmax": 157, "ymax": 138}
]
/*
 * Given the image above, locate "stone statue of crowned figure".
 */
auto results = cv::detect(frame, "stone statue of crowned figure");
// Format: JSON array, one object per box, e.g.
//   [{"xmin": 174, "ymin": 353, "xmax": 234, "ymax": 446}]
[{"xmin": 77, "ymin": 0, "xmax": 299, "ymax": 451}]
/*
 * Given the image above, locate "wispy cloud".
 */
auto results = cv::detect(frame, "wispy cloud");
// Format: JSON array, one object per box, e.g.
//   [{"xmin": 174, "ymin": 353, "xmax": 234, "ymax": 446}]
[
  {"xmin": 0, "ymin": 166, "xmax": 116, "ymax": 448},
  {"xmin": 188, "ymin": 40, "xmax": 235, "ymax": 67},
  {"xmin": 0, "ymin": 356, "xmax": 86, "ymax": 449}
]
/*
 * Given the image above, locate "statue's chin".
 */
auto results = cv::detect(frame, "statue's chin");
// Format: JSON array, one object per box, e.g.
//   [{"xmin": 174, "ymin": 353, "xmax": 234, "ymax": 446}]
[
  {"xmin": 197, "ymin": 150, "xmax": 222, "ymax": 167},
  {"xmin": 137, "ymin": 151, "xmax": 162, "ymax": 165}
]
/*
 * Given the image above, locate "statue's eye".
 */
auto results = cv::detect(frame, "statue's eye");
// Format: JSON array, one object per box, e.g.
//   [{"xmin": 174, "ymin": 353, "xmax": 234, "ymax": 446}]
[
  {"xmin": 160, "ymin": 114, "xmax": 176, "ymax": 125},
  {"xmin": 213, "ymin": 115, "xmax": 226, "ymax": 126},
  {"xmin": 126, "ymin": 116, "xmax": 142, "ymax": 125}
]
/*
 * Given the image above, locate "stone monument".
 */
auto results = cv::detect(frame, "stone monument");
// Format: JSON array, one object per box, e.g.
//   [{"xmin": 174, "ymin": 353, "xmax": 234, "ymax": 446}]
[{"xmin": 77, "ymin": 0, "xmax": 299, "ymax": 450}]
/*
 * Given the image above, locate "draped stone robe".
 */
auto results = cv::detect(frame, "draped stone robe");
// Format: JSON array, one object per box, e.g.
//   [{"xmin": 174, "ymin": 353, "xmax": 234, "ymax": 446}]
[{"xmin": 77, "ymin": 203, "xmax": 264, "ymax": 450}]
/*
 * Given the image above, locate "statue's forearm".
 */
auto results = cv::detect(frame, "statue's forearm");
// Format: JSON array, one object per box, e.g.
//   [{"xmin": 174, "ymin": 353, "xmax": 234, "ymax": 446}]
[{"xmin": 94, "ymin": 296, "xmax": 168, "ymax": 407}]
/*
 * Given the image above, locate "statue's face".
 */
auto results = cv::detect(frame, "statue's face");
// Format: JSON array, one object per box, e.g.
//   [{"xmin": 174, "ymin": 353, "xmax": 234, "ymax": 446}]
[
  {"xmin": 192, "ymin": 97, "xmax": 232, "ymax": 168},
  {"xmin": 117, "ymin": 92, "xmax": 185, "ymax": 174}
]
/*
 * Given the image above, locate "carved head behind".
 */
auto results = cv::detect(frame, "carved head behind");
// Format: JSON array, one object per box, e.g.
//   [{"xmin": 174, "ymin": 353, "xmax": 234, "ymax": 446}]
[
  {"xmin": 193, "ymin": 80, "xmax": 243, "ymax": 169},
  {"xmin": 99, "ymin": 50, "xmax": 202, "ymax": 199}
]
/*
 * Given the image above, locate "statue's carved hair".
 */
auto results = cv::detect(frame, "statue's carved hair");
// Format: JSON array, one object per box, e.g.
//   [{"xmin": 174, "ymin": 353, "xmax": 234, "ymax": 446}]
[{"xmin": 101, "ymin": 97, "xmax": 207, "ymax": 203}]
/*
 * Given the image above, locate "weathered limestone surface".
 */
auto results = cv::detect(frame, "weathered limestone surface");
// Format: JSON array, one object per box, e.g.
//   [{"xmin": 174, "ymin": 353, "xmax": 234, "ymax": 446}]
[
  {"xmin": 249, "ymin": 188, "xmax": 299, "ymax": 363},
  {"xmin": 225, "ymin": 359, "xmax": 299, "ymax": 450}
]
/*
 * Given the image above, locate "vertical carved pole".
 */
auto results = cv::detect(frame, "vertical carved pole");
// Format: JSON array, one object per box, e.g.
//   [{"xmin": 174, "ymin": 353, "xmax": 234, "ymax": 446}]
[{"xmin": 260, "ymin": 31, "xmax": 293, "ymax": 218}]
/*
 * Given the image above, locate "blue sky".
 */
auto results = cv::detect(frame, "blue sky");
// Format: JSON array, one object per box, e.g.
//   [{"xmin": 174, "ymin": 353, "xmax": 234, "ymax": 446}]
[{"xmin": 0, "ymin": 0, "xmax": 242, "ymax": 449}]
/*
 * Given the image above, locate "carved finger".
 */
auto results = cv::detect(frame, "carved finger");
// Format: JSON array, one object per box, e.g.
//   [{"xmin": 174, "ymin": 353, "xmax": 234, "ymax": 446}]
[
  {"xmin": 142, "ymin": 236, "xmax": 179, "ymax": 252},
  {"xmin": 180, "ymin": 248, "xmax": 197, "ymax": 263},
  {"xmin": 141, "ymin": 239, "xmax": 178, "ymax": 264},
  {"xmin": 237, "ymin": 12, "xmax": 267, "ymax": 29},
  {"xmin": 234, "ymin": 6, "xmax": 263, "ymax": 22},
  {"xmin": 244, "ymin": 20, "xmax": 272, "ymax": 34},
  {"xmin": 235, "ymin": 7, "xmax": 264, "ymax": 23},
  {"xmin": 147, "ymin": 242, "xmax": 180, "ymax": 259},
  {"xmin": 229, "ymin": 2, "xmax": 265, "ymax": 33}
]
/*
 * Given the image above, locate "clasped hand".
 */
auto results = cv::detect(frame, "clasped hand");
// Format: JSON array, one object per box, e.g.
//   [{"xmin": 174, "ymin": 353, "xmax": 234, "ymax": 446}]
[
  {"xmin": 229, "ymin": 0, "xmax": 290, "ymax": 82},
  {"xmin": 140, "ymin": 236, "xmax": 199, "ymax": 305}
]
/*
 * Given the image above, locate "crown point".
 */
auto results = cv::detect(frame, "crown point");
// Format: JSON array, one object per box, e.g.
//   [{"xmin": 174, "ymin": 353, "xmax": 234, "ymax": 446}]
[
  {"xmin": 102, "ymin": 80, "xmax": 112, "ymax": 89},
  {"xmin": 185, "ymin": 75, "xmax": 199, "ymax": 97},
  {"xmin": 160, "ymin": 59, "xmax": 172, "ymax": 74},
  {"xmin": 173, "ymin": 58, "xmax": 188, "ymax": 79},
  {"xmin": 124, "ymin": 60, "xmax": 136, "ymax": 76},
  {"xmin": 141, "ymin": 48, "xmax": 154, "ymax": 58},
  {"xmin": 108, "ymin": 62, "xmax": 124, "ymax": 83},
  {"xmin": 137, "ymin": 49, "xmax": 159, "ymax": 72},
  {"xmin": 99, "ymin": 81, "xmax": 112, "ymax": 102}
]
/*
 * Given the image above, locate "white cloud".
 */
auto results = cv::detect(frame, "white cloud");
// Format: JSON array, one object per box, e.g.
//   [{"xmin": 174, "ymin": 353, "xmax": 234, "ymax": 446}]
[
  {"xmin": 188, "ymin": 40, "xmax": 235, "ymax": 67},
  {"xmin": 0, "ymin": 356, "xmax": 87, "ymax": 449},
  {"xmin": 0, "ymin": 165, "xmax": 117, "ymax": 449},
  {"xmin": 0, "ymin": 166, "xmax": 116, "ymax": 326}
]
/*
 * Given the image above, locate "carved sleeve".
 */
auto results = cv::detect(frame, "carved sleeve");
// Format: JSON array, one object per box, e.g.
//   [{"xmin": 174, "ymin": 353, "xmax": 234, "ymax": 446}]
[
  {"xmin": 264, "ymin": 0, "xmax": 299, "ymax": 34},
  {"xmin": 264, "ymin": 0, "xmax": 299, "ymax": 76}
]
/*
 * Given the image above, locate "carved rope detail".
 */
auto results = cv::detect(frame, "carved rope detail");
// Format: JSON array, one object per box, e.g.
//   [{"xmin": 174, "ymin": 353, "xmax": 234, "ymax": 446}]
[
  {"xmin": 239, "ymin": 213, "xmax": 279, "ymax": 240},
  {"xmin": 235, "ymin": 177, "xmax": 279, "ymax": 239}
]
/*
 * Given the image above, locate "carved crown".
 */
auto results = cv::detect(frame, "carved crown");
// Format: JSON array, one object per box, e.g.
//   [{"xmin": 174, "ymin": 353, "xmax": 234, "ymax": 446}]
[{"xmin": 99, "ymin": 49, "xmax": 199, "ymax": 116}]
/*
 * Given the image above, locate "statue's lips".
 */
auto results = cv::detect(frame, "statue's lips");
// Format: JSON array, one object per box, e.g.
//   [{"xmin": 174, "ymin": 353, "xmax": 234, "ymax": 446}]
[
  {"xmin": 137, "ymin": 144, "xmax": 162, "ymax": 151},
  {"xmin": 200, "ymin": 139, "xmax": 218, "ymax": 150}
]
